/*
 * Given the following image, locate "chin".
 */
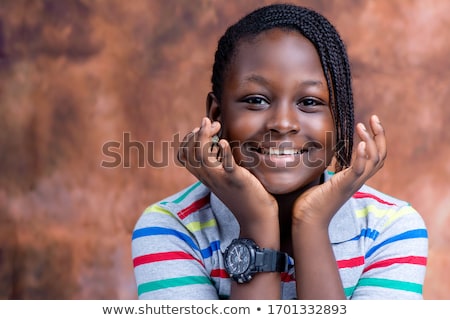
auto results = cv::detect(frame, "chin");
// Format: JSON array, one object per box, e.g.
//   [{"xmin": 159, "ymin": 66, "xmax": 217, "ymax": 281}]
[
  {"xmin": 252, "ymin": 168, "xmax": 325, "ymax": 196},
  {"xmin": 256, "ymin": 175, "xmax": 311, "ymax": 195},
  {"xmin": 265, "ymin": 186, "xmax": 297, "ymax": 195}
]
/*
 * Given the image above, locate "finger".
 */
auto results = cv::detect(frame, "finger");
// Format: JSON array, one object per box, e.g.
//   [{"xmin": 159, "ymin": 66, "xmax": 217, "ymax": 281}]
[
  {"xmin": 369, "ymin": 115, "xmax": 387, "ymax": 163},
  {"xmin": 197, "ymin": 117, "xmax": 221, "ymax": 142},
  {"xmin": 177, "ymin": 130, "xmax": 197, "ymax": 165},
  {"xmin": 351, "ymin": 141, "xmax": 367, "ymax": 176},
  {"xmin": 356, "ymin": 122, "xmax": 379, "ymax": 167},
  {"xmin": 220, "ymin": 139, "xmax": 235, "ymax": 173},
  {"xmin": 183, "ymin": 128, "xmax": 202, "ymax": 170},
  {"xmin": 197, "ymin": 118, "xmax": 212, "ymax": 158},
  {"xmin": 204, "ymin": 136, "xmax": 223, "ymax": 169},
  {"xmin": 197, "ymin": 118, "xmax": 223, "ymax": 167},
  {"xmin": 194, "ymin": 118, "xmax": 208, "ymax": 163},
  {"xmin": 197, "ymin": 117, "xmax": 210, "ymax": 141}
]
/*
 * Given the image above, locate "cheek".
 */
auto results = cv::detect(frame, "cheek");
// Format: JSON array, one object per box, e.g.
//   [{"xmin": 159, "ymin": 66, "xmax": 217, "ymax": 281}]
[
  {"xmin": 320, "ymin": 123, "xmax": 336, "ymax": 152},
  {"xmin": 302, "ymin": 114, "xmax": 336, "ymax": 160},
  {"xmin": 221, "ymin": 117, "xmax": 257, "ymax": 163},
  {"xmin": 221, "ymin": 114, "xmax": 260, "ymax": 141},
  {"xmin": 303, "ymin": 113, "xmax": 335, "ymax": 139}
]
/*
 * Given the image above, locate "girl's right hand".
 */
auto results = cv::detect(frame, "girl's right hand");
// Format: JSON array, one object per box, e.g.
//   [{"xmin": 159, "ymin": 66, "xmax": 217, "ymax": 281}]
[{"xmin": 177, "ymin": 117, "xmax": 279, "ymax": 243}]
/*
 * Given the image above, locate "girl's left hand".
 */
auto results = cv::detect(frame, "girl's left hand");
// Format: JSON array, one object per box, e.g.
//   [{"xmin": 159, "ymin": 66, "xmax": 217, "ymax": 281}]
[{"xmin": 292, "ymin": 114, "xmax": 386, "ymax": 227}]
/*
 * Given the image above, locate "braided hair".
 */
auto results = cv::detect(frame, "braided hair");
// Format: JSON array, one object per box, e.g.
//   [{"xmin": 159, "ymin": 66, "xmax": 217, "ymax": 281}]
[{"xmin": 211, "ymin": 3, "xmax": 354, "ymax": 170}]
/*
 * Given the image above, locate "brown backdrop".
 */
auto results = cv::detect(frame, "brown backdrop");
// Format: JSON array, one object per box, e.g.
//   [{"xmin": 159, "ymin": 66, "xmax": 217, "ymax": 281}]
[{"xmin": 0, "ymin": 0, "xmax": 449, "ymax": 299}]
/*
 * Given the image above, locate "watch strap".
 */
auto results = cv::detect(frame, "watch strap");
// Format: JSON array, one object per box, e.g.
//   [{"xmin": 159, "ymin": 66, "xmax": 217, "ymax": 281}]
[{"xmin": 255, "ymin": 248, "xmax": 289, "ymax": 273}]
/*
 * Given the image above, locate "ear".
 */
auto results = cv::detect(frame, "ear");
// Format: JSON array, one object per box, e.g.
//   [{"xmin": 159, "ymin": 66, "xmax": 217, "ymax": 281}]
[{"xmin": 206, "ymin": 92, "xmax": 221, "ymax": 122}]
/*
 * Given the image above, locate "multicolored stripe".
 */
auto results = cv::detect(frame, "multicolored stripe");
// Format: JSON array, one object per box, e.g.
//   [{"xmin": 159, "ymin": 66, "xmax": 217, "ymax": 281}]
[{"xmin": 132, "ymin": 175, "xmax": 428, "ymax": 299}]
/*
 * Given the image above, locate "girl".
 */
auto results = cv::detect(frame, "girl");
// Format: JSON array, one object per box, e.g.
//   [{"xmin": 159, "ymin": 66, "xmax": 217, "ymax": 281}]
[{"xmin": 132, "ymin": 3, "xmax": 428, "ymax": 299}]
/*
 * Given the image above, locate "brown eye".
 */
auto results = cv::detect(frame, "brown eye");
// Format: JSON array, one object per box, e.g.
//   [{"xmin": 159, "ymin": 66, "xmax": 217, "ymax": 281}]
[
  {"xmin": 297, "ymin": 97, "xmax": 325, "ymax": 112},
  {"xmin": 244, "ymin": 96, "xmax": 269, "ymax": 105},
  {"xmin": 300, "ymin": 98, "xmax": 319, "ymax": 106},
  {"xmin": 242, "ymin": 96, "xmax": 270, "ymax": 110}
]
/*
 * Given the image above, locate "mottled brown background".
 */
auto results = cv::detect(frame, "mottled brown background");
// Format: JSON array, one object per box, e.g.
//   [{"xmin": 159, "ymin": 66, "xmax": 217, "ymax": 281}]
[{"xmin": 0, "ymin": 0, "xmax": 448, "ymax": 299}]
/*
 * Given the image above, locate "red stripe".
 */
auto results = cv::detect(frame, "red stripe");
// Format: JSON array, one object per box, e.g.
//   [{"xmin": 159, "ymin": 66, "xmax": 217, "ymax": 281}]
[
  {"xmin": 337, "ymin": 256, "xmax": 365, "ymax": 269},
  {"xmin": 352, "ymin": 192, "xmax": 395, "ymax": 206},
  {"xmin": 210, "ymin": 268, "xmax": 229, "ymax": 278},
  {"xmin": 178, "ymin": 195, "xmax": 210, "ymax": 219},
  {"xmin": 363, "ymin": 256, "xmax": 427, "ymax": 272},
  {"xmin": 133, "ymin": 251, "xmax": 203, "ymax": 267},
  {"xmin": 281, "ymin": 272, "xmax": 295, "ymax": 282}
]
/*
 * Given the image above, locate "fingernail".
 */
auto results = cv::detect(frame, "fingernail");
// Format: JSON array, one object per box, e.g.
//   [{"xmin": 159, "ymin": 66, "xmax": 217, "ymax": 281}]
[
  {"xmin": 360, "ymin": 123, "xmax": 367, "ymax": 131},
  {"xmin": 373, "ymin": 115, "xmax": 381, "ymax": 124}
]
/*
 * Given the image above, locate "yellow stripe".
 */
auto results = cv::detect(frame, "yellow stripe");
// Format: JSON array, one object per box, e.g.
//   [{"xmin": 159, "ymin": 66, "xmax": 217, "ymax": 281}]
[
  {"xmin": 383, "ymin": 206, "xmax": 416, "ymax": 227},
  {"xmin": 185, "ymin": 218, "xmax": 217, "ymax": 233},
  {"xmin": 144, "ymin": 204, "xmax": 172, "ymax": 216},
  {"xmin": 356, "ymin": 205, "xmax": 390, "ymax": 218},
  {"xmin": 356, "ymin": 205, "xmax": 416, "ymax": 227},
  {"xmin": 143, "ymin": 204, "xmax": 217, "ymax": 232}
]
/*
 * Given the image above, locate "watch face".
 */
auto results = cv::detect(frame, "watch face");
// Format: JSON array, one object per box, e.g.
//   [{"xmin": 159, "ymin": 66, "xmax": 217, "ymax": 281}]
[
  {"xmin": 224, "ymin": 238, "xmax": 258, "ymax": 283},
  {"xmin": 226, "ymin": 244, "xmax": 251, "ymax": 274}
]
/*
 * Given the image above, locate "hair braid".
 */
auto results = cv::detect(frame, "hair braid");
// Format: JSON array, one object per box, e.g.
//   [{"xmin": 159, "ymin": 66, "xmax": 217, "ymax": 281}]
[{"xmin": 211, "ymin": 3, "xmax": 354, "ymax": 170}]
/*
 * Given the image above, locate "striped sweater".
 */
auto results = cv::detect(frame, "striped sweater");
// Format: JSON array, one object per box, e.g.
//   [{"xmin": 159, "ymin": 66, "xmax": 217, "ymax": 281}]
[{"xmin": 132, "ymin": 171, "xmax": 428, "ymax": 299}]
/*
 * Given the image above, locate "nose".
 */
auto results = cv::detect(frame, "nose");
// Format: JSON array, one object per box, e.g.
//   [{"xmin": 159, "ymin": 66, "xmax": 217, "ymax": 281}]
[{"xmin": 265, "ymin": 100, "xmax": 300, "ymax": 135}]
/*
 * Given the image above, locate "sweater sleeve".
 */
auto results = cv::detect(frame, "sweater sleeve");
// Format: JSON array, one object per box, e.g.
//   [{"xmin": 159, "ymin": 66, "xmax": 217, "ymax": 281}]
[
  {"xmin": 350, "ymin": 204, "xmax": 428, "ymax": 299},
  {"xmin": 131, "ymin": 203, "xmax": 219, "ymax": 299}
]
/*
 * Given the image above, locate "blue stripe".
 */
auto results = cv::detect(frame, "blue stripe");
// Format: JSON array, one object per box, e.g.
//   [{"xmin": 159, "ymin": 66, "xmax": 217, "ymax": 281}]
[
  {"xmin": 200, "ymin": 240, "xmax": 221, "ymax": 259},
  {"xmin": 351, "ymin": 228, "xmax": 379, "ymax": 241},
  {"xmin": 132, "ymin": 227, "xmax": 222, "ymax": 260},
  {"xmin": 365, "ymin": 229, "xmax": 428, "ymax": 258},
  {"xmin": 132, "ymin": 227, "xmax": 201, "ymax": 252}
]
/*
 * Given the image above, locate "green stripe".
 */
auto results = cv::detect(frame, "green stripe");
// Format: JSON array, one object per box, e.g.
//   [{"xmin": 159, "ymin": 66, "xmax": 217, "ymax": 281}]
[
  {"xmin": 356, "ymin": 278, "xmax": 423, "ymax": 294},
  {"xmin": 138, "ymin": 276, "xmax": 211, "ymax": 295},
  {"xmin": 344, "ymin": 285, "xmax": 356, "ymax": 297},
  {"xmin": 161, "ymin": 181, "xmax": 202, "ymax": 205}
]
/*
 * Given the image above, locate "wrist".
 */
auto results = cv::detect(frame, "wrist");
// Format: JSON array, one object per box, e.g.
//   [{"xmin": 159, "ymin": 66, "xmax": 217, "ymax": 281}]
[
  {"xmin": 224, "ymin": 238, "xmax": 291, "ymax": 284},
  {"xmin": 239, "ymin": 218, "xmax": 280, "ymax": 249},
  {"xmin": 291, "ymin": 206, "xmax": 334, "ymax": 229},
  {"xmin": 292, "ymin": 214, "xmax": 330, "ymax": 235}
]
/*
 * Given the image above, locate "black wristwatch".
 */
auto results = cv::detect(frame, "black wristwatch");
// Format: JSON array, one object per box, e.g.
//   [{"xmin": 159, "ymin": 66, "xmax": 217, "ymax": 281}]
[{"xmin": 223, "ymin": 238, "xmax": 290, "ymax": 283}]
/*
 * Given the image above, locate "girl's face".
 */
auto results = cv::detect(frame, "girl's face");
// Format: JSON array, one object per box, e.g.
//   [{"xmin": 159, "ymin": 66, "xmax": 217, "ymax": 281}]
[{"xmin": 210, "ymin": 29, "xmax": 335, "ymax": 195}]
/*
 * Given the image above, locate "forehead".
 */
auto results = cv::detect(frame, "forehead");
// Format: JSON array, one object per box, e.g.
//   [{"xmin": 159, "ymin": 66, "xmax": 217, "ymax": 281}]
[{"xmin": 227, "ymin": 28, "xmax": 324, "ymax": 81}]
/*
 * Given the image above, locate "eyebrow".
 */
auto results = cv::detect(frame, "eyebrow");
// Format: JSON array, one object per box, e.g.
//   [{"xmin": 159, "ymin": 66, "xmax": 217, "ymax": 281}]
[
  {"xmin": 299, "ymin": 80, "xmax": 325, "ymax": 87},
  {"xmin": 241, "ymin": 74, "xmax": 270, "ymax": 86}
]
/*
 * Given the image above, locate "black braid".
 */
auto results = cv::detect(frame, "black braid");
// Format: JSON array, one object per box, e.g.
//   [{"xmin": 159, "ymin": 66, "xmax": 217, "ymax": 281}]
[{"xmin": 211, "ymin": 3, "xmax": 354, "ymax": 170}]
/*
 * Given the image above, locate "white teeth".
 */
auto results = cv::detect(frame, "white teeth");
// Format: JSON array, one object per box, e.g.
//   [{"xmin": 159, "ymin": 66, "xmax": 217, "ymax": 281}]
[{"xmin": 261, "ymin": 148, "xmax": 303, "ymax": 155}]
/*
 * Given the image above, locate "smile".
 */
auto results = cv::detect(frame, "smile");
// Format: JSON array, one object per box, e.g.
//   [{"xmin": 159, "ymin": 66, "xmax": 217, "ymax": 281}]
[{"xmin": 257, "ymin": 147, "xmax": 307, "ymax": 156}]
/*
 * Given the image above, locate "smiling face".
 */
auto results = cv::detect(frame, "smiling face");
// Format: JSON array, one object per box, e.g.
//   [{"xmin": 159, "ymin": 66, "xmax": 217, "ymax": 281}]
[{"xmin": 208, "ymin": 28, "xmax": 336, "ymax": 195}]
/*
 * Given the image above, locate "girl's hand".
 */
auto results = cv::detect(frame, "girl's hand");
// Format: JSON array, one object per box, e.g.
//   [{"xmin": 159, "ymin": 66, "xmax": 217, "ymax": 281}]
[
  {"xmin": 177, "ymin": 117, "xmax": 279, "ymax": 241},
  {"xmin": 292, "ymin": 115, "xmax": 387, "ymax": 227}
]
